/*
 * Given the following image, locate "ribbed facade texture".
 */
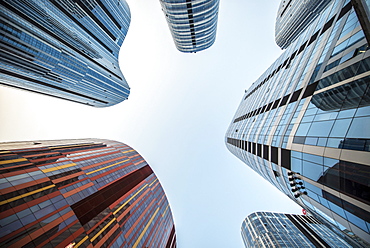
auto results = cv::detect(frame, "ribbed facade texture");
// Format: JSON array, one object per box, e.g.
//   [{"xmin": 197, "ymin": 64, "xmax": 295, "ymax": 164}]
[
  {"xmin": 0, "ymin": 0, "xmax": 131, "ymax": 107},
  {"xmin": 241, "ymin": 212, "xmax": 357, "ymax": 248},
  {"xmin": 0, "ymin": 139, "xmax": 176, "ymax": 248},
  {"xmin": 226, "ymin": 0, "xmax": 370, "ymax": 245},
  {"xmin": 159, "ymin": 0, "xmax": 219, "ymax": 53},
  {"xmin": 275, "ymin": 0, "xmax": 332, "ymax": 49}
]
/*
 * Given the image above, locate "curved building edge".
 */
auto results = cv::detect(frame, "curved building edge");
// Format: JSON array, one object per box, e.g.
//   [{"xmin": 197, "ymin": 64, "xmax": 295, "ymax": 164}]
[
  {"xmin": 275, "ymin": 0, "xmax": 332, "ymax": 49},
  {"xmin": 159, "ymin": 0, "xmax": 220, "ymax": 53},
  {"xmin": 0, "ymin": 138, "xmax": 176, "ymax": 248},
  {"xmin": 0, "ymin": 0, "xmax": 132, "ymax": 107},
  {"xmin": 241, "ymin": 211, "xmax": 362, "ymax": 247}
]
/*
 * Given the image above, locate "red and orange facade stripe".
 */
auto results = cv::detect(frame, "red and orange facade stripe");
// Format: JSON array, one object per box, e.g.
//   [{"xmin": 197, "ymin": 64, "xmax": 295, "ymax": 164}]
[{"xmin": 0, "ymin": 139, "xmax": 176, "ymax": 248}]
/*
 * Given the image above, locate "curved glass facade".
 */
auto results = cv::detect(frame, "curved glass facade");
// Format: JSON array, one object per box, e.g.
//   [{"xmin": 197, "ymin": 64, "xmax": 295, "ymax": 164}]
[
  {"xmin": 275, "ymin": 0, "xmax": 332, "ymax": 49},
  {"xmin": 0, "ymin": 139, "xmax": 176, "ymax": 248},
  {"xmin": 241, "ymin": 212, "xmax": 357, "ymax": 247},
  {"xmin": 159, "ymin": 0, "xmax": 219, "ymax": 53},
  {"xmin": 0, "ymin": 0, "xmax": 131, "ymax": 107},
  {"xmin": 226, "ymin": 0, "xmax": 370, "ymax": 245}
]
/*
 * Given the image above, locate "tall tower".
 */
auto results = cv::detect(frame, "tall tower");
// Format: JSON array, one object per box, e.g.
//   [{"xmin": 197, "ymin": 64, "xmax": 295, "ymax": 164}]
[
  {"xmin": 226, "ymin": 0, "xmax": 370, "ymax": 245},
  {"xmin": 275, "ymin": 0, "xmax": 332, "ymax": 49},
  {"xmin": 159, "ymin": 0, "xmax": 220, "ymax": 53},
  {"xmin": 0, "ymin": 0, "xmax": 131, "ymax": 107},
  {"xmin": 0, "ymin": 139, "xmax": 176, "ymax": 248},
  {"xmin": 241, "ymin": 212, "xmax": 359, "ymax": 247}
]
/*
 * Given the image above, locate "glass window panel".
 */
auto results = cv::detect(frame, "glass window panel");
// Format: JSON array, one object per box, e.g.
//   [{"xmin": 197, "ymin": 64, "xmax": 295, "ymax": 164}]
[
  {"xmin": 305, "ymin": 182, "xmax": 323, "ymax": 196},
  {"xmin": 303, "ymin": 160, "xmax": 323, "ymax": 181},
  {"xmin": 326, "ymin": 138, "xmax": 343, "ymax": 148},
  {"xmin": 348, "ymin": 30, "xmax": 365, "ymax": 45},
  {"xmin": 302, "ymin": 115, "xmax": 315, "ymax": 123},
  {"xmin": 340, "ymin": 138, "xmax": 367, "ymax": 150},
  {"xmin": 309, "ymin": 192, "xmax": 321, "ymax": 202},
  {"xmin": 303, "ymin": 153, "xmax": 323, "ymax": 164},
  {"xmin": 328, "ymin": 200, "xmax": 347, "ymax": 219},
  {"xmin": 339, "ymin": 49, "xmax": 356, "ymax": 64},
  {"xmin": 19, "ymin": 213, "xmax": 36, "ymax": 226},
  {"xmin": 347, "ymin": 116, "xmax": 370, "ymax": 138},
  {"xmin": 16, "ymin": 208, "xmax": 32, "ymax": 218},
  {"xmin": 314, "ymin": 112, "xmax": 335, "ymax": 121},
  {"xmin": 295, "ymin": 123, "xmax": 312, "ymax": 136},
  {"xmin": 293, "ymin": 136, "xmax": 306, "ymax": 144},
  {"xmin": 337, "ymin": 109, "xmax": 356, "ymax": 119},
  {"xmin": 305, "ymin": 137, "xmax": 318, "ymax": 145},
  {"xmin": 291, "ymin": 157, "xmax": 302, "ymax": 174},
  {"xmin": 307, "ymin": 120, "xmax": 335, "ymax": 137},
  {"xmin": 355, "ymin": 105, "xmax": 370, "ymax": 117},
  {"xmin": 340, "ymin": 161, "xmax": 370, "ymax": 204},
  {"xmin": 321, "ymin": 165, "xmax": 340, "ymax": 189},
  {"xmin": 329, "ymin": 118, "xmax": 352, "ymax": 137},
  {"xmin": 324, "ymin": 157, "xmax": 338, "ymax": 167},
  {"xmin": 319, "ymin": 196, "xmax": 331, "ymax": 209},
  {"xmin": 332, "ymin": 39, "xmax": 350, "ymax": 56},
  {"xmin": 0, "ymin": 220, "xmax": 23, "ymax": 237},
  {"xmin": 317, "ymin": 137, "xmax": 328, "ymax": 146},
  {"xmin": 345, "ymin": 210, "xmax": 368, "ymax": 231},
  {"xmin": 291, "ymin": 151, "xmax": 302, "ymax": 159}
]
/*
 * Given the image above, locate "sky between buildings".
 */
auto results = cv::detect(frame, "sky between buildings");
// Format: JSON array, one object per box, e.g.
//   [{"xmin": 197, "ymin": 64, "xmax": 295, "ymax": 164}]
[{"xmin": 0, "ymin": 0, "xmax": 303, "ymax": 247}]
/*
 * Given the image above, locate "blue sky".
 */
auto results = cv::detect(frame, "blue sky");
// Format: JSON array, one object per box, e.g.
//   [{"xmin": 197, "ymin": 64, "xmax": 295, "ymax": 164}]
[{"xmin": 0, "ymin": 0, "xmax": 303, "ymax": 247}]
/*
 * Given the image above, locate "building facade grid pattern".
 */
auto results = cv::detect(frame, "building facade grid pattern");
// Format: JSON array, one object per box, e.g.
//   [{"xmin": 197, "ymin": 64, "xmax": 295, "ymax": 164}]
[
  {"xmin": 0, "ymin": 0, "xmax": 131, "ymax": 107},
  {"xmin": 275, "ymin": 0, "xmax": 333, "ymax": 49},
  {"xmin": 226, "ymin": 0, "xmax": 370, "ymax": 245},
  {"xmin": 241, "ymin": 212, "xmax": 356, "ymax": 248},
  {"xmin": 0, "ymin": 139, "xmax": 176, "ymax": 248},
  {"xmin": 159, "ymin": 0, "xmax": 219, "ymax": 53}
]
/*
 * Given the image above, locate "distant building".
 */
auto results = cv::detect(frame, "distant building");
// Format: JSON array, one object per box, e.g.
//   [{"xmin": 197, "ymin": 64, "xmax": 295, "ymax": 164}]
[
  {"xmin": 226, "ymin": 0, "xmax": 370, "ymax": 245},
  {"xmin": 275, "ymin": 0, "xmax": 332, "ymax": 49},
  {"xmin": 0, "ymin": 0, "xmax": 131, "ymax": 107},
  {"xmin": 0, "ymin": 139, "xmax": 176, "ymax": 248},
  {"xmin": 159, "ymin": 0, "xmax": 220, "ymax": 53},
  {"xmin": 241, "ymin": 212, "xmax": 358, "ymax": 247}
]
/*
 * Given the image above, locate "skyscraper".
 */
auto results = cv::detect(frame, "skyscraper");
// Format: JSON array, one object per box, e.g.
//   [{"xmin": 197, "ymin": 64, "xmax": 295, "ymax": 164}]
[
  {"xmin": 226, "ymin": 0, "xmax": 370, "ymax": 245},
  {"xmin": 159, "ymin": 0, "xmax": 220, "ymax": 53},
  {"xmin": 241, "ymin": 212, "xmax": 358, "ymax": 248},
  {"xmin": 0, "ymin": 139, "xmax": 176, "ymax": 248},
  {"xmin": 0, "ymin": 0, "xmax": 131, "ymax": 107},
  {"xmin": 275, "ymin": 0, "xmax": 332, "ymax": 49}
]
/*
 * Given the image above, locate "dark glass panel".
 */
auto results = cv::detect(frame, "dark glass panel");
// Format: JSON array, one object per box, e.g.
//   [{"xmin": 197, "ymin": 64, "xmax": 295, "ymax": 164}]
[{"xmin": 319, "ymin": 161, "xmax": 370, "ymax": 205}]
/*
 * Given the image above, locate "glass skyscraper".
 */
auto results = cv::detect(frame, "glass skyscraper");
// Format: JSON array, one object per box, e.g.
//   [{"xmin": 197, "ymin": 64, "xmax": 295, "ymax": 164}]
[
  {"xmin": 0, "ymin": 139, "xmax": 176, "ymax": 248},
  {"xmin": 241, "ymin": 212, "xmax": 358, "ymax": 247},
  {"xmin": 0, "ymin": 0, "xmax": 131, "ymax": 107},
  {"xmin": 159, "ymin": 0, "xmax": 220, "ymax": 53},
  {"xmin": 275, "ymin": 0, "xmax": 332, "ymax": 49},
  {"xmin": 226, "ymin": 0, "xmax": 370, "ymax": 245}
]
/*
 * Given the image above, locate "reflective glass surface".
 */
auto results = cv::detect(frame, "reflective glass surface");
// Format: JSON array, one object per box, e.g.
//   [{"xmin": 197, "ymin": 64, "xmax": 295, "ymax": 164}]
[
  {"xmin": 241, "ymin": 212, "xmax": 354, "ymax": 248},
  {"xmin": 0, "ymin": 139, "xmax": 176, "ymax": 248},
  {"xmin": 159, "ymin": 0, "xmax": 219, "ymax": 53},
  {"xmin": 0, "ymin": 0, "xmax": 131, "ymax": 107},
  {"xmin": 226, "ymin": 0, "xmax": 370, "ymax": 245}
]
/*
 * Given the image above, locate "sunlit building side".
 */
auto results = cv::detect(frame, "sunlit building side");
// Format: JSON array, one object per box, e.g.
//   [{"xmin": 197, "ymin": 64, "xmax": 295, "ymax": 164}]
[
  {"xmin": 241, "ymin": 212, "xmax": 358, "ymax": 247},
  {"xmin": 226, "ymin": 0, "xmax": 370, "ymax": 245},
  {"xmin": 0, "ymin": 0, "xmax": 131, "ymax": 107},
  {"xmin": 159, "ymin": 0, "xmax": 220, "ymax": 53},
  {"xmin": 0, "ymin": 139, "xmax": 176, "ymax": 248}
]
